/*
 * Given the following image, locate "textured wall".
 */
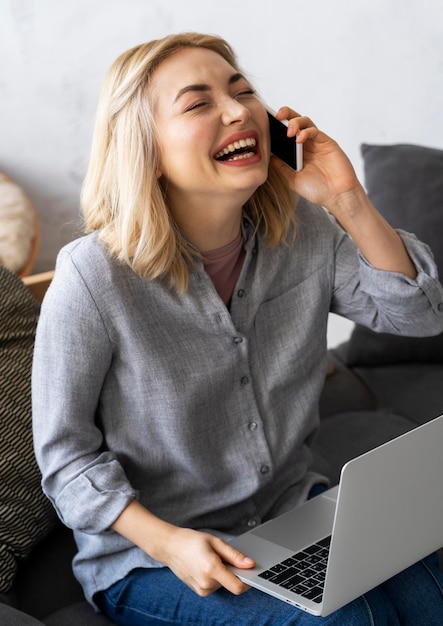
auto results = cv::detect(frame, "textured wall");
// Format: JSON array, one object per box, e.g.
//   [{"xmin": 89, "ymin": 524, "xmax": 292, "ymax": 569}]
[{"xmin": 1, "ymin": 0, "xmax": 442, "ymax": 344}]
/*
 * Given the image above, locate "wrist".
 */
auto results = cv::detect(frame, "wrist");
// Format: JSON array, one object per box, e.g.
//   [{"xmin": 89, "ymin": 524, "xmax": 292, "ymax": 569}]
[
  {"xmin": 111, "ymin": 499, "xmax": 178, "ymax": 564},
  {"xmin": 322, "ymin": 183, "xmax": 369, "ymax": 223},
  {"xmin": 150, "ymin": 521, "xmax": 183, "ymax": 565}
]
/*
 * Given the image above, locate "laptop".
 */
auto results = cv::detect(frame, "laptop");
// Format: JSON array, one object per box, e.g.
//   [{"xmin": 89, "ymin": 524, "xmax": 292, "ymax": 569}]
[{"xmin": 229, "ymin": 414, "xmax": 443, "ymax": 616}]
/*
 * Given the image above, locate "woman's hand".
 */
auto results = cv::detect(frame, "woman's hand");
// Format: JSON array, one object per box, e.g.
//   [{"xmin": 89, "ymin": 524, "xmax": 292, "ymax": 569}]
[
  {"xmin": 112, "ymin": 500, "xmax": 255, "ymax": 597},
  {"xmin": 161, "ymin": 527, "xmax": 255, "ymax": 597},
  {"xmin": 270, "ymin": 106, "xmax": 363, "ymax": 215}
]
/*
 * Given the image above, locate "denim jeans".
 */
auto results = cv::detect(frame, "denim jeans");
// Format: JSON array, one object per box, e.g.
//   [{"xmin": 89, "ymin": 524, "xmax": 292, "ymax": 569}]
[{"xmin": 95, "ymin": 552, "xmax": 443, "ymax": 625}]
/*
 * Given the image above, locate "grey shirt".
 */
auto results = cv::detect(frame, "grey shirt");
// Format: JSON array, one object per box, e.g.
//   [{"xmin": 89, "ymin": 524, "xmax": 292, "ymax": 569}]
[{"xmin": 32, "ymin": 200, "xmax": 443, "ymax": 605}]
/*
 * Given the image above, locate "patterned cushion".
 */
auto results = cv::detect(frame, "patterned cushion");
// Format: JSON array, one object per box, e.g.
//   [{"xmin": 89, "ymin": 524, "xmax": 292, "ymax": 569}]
[{"xmin": 0, "ymin": 264, "xmax": 56, "ymax": 594}]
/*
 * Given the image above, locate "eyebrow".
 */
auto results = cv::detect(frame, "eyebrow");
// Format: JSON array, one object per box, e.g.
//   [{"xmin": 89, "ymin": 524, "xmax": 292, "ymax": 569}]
[{"xmin": 173, "ymin": 72, "xmax": 246, "ymax": 103}]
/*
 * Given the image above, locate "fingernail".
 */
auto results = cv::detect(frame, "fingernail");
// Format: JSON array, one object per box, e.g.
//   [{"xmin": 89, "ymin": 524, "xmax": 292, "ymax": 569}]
[{"xmin": 242, "ymin": 556, "xmax": 254, "ymax": 565}]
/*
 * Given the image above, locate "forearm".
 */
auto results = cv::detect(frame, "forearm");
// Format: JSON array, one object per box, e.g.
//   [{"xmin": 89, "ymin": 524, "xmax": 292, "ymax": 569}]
[
  {"xmin": 111, "ymin": 500, "xmax": 254, "ymax": 597},
  {"xmin": 111, "ymin": 499, "xmax": 176, "ymax": 563},
  {"xmin": 324, "ymin": 184, "xmax": 417, "ymax": 280}
]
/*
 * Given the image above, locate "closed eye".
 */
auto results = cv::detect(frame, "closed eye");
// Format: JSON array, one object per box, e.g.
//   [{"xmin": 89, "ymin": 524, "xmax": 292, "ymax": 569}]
[
  {"xmin": 185, "ymin": 101, "xmax": 210, "ymax": 112},
  {"xmin": 232, "ymin": 88, "xmax": 257, "ymax": 103},
  {"xmin": 184, "ymin": 89, "xmax": 256, "ymax": 112}
]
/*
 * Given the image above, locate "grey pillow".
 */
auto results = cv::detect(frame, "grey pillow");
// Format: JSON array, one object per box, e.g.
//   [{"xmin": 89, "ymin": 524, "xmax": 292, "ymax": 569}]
[
  {"xmin": 346, "ymin": 143, "xmax": 443, "ymax": 366},
  {"xmin": 0, "ymin": 265, "xmax": 56, "ymax": 594},
  {"xmin": 362, "ymin": 143, "xmax": 443, "ymax": 275}
]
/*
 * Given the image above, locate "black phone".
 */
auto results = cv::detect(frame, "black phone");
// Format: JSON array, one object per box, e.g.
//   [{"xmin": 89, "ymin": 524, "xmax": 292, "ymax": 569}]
[{"xmin": 267, "ymin": 110, "xmax": 303, "ymax": 171}]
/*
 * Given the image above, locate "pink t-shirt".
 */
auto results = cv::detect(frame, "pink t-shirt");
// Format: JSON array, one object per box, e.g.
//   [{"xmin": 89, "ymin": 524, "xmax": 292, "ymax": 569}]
[{"xmin": 203, "ymin": 233, "xmax": 245, "ymax": 307}]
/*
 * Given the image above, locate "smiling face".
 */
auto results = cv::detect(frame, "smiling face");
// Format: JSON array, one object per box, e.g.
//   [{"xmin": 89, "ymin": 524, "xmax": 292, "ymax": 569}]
[{"xmin": 150, "ymin": 46, "xmax": 270, "ymax": 239}]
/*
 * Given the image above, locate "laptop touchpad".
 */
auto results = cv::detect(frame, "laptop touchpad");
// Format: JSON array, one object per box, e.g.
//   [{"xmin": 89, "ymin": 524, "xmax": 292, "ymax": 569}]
[{"xmin": 251, "ymin": 494, "xmax": 336, "ymax": 552}]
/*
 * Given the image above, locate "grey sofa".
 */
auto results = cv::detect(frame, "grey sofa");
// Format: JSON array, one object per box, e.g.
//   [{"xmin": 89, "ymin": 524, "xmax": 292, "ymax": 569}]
[{"xmin": 1, "ymin": 143, "xmax": 442, "ymax": 624}]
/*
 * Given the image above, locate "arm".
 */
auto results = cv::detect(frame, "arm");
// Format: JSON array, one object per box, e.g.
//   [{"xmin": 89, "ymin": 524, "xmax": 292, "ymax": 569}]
[
  {"xmin": 271, "ymin": 106, "xmax": 416, "ymax": 279},
  {"xmin": 33, "ymin": 248, "xmax": 254, "ymax": 597},
  {"xmin": 112, "ymin": 500, "xmax": 255, "ymax": 596}
]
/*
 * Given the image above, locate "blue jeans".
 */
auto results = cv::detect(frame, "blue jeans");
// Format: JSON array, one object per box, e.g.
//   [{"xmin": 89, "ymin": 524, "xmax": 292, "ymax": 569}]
[{"xmin": 95, "ymin": 552, "xmax": 443, "ymax": 625}]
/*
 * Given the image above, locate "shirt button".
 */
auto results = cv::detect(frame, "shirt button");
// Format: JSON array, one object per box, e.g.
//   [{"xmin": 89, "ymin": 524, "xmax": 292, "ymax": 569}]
[
  {"xmin": 233, "ymin": 336, "xmax": 243, "ymax": 344},
  {"xmin": 247, "ymin": 518, "xmax": 258, "ymax": 528},
  {"xmin": 248, "ymin": 422, "xmax": 258, "ymax": 431},
  {"xmin": 237, "ymin": 289, "xmax": 245, "ymax": 298},
  {"xmin": 260, "ymin": 465, "xmax": 270, "ymax": 474},
  {"xmin": 240, "ymin": 376, "xmax": 249, "ymax": 385}
]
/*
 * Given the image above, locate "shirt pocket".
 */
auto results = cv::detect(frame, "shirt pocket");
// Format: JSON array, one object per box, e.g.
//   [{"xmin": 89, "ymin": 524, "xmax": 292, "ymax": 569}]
[{"xmin": 253, "ymin": 264, "xmax": 331, "ymax": 389}]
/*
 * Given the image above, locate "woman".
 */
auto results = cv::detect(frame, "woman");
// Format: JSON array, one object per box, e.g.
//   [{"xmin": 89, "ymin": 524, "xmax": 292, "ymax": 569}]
[{"xmin": 33, "ymin": 32, "xmax": 443, "ymax": 625}]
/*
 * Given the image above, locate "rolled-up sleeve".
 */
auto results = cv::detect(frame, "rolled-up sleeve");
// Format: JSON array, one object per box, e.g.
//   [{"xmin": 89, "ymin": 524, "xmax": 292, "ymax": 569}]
[{"xmin": 332, "ymin": 228, "xmax": 443, "ymax": 336}]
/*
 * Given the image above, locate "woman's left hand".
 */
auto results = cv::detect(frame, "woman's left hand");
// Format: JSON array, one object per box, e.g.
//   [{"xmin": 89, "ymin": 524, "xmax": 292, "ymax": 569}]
[{"xmin": 270, "ymin": 106, "xmax": 363, "ymax": 214}]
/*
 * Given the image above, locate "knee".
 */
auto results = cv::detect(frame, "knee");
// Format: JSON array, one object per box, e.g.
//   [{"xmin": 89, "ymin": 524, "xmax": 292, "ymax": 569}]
[{"xmin": 326, "ymin": 591, "xmax": 396, "ymax": 626}]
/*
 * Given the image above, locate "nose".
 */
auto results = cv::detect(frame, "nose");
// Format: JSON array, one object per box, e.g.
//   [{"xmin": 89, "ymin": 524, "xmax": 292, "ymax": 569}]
[{"xmin": 220, "ymin": 97, "xmax": 251, "ymax": 126}]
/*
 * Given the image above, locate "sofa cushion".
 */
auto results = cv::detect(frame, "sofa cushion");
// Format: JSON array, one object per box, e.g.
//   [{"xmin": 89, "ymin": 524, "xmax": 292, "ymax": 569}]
[
  {"xmin": 43, "ymin": 602, "xmax": 115, "ymax": 626},
  {"xmin": 0, "ymin": 265, "xmax": 56, "ymax": 594},
  {"xmin": 347, "ymin": 143, "xmax": 443, "ymax": 366},
  {"xmin": 311, "ymin": 410, "xmax": 415, "ymax": 486},
  {"xmin": 354, "ymin": 363, "xmax": 443, "ymax": 425},
  {"xmin": 14, "ymin": 523, "xmax": 83, "ymax": 619},
  {"xmin": 319, "ymin": 351, "xmax": 376, "ymax": 417},
  {"xmin": 346, "ymin": 325, "xmax": 443, "ymax": 366},
  {"xmin": 0, "ymin": 603, "xmax": 45, "ymax": 625}
]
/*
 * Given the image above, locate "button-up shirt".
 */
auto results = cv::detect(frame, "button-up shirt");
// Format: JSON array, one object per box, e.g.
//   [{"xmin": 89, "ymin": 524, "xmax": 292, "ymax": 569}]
[{"xmin": 32, "ymin": 199, "xmax": 443, "ymax": 605}]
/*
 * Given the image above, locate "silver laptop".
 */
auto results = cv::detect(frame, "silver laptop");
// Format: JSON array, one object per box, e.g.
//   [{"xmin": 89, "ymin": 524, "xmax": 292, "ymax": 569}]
[{"xmin": 229, "ymin": 414, "xmax": 443, "ymax": 616}]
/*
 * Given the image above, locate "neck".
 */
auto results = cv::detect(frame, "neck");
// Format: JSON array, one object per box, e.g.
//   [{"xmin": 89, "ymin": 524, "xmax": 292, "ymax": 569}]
[
  {"xmin": 168, "ymin": 195, "xmax": 246, "ymax": 252},
  {"xmin": 188, "ymin": 214, "xmax": 243, "ymax": 252}
]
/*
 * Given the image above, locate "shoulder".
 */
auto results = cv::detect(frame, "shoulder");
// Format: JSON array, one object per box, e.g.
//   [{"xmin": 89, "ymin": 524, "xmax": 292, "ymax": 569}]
[
  {"xmin": 55, "ymin": 233, "xmax": 132, "ymax": 291},
  {"xmin": 59, "ymin": 232, "xmax": 111, "ymax": 273},
  {"xmin": 42, "ymin": 234, "xmax": 132, "ymax": 317},
  {"xmin": 51, "ymin": 234, "xmax": 170, "ymax": 312}
]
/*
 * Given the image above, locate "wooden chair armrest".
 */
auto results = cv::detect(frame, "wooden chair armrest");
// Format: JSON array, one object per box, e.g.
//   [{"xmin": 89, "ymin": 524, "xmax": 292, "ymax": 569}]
[{"xmin": 22, "ymin": 270, "xmax": 55, "ymax": 303}]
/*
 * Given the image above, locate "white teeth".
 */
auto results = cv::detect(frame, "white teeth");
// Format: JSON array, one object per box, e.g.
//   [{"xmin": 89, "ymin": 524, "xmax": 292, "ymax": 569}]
[
  {"xmin": 215, "ymin": 136, "xmax": 256, "ymax": 159},
  {"xmin": 225, "ymin": 151, "xmax": 255, "ymax": 162}
]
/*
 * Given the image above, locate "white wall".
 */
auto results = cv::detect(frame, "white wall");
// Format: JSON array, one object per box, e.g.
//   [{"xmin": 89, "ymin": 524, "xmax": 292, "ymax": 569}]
[{"xmin": 1, "ymin": 0, "xmax": 443, "ymax": 345}]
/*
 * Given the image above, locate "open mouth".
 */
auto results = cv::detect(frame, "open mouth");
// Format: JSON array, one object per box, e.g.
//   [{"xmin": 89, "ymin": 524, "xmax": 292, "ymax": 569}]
[{"xmin": 214, "ymin": 137, "xmax": 257, "ymax": 162}]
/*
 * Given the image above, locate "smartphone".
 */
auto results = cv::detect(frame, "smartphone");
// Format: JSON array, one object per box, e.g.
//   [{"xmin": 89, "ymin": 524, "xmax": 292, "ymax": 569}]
[{"xmin": 267, "ymin": 109, "xmax": 303, "ymax": 172}]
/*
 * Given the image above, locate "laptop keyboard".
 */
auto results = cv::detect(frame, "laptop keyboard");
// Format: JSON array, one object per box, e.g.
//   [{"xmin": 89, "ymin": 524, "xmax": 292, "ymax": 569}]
[{"xmin": 258, "ymin": 535, "xmax": 331, "ymax": 604}]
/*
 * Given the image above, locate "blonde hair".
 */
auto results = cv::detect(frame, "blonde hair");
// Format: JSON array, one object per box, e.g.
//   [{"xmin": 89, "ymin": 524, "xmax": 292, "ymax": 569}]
[{"xmin": 81, "ymin": 32, "xmax": 296, "ymax": 292}]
